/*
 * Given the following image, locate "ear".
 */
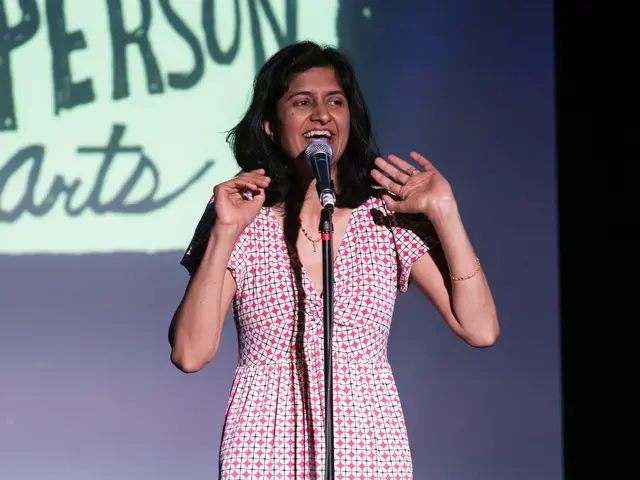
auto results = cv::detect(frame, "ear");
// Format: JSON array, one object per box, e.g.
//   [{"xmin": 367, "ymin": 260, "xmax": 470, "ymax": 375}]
[{"xmin": 262, "ymin": 120, "xmax": 274, "ymax": 139}]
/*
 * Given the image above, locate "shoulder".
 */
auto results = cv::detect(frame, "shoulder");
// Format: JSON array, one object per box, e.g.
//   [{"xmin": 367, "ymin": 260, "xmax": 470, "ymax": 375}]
[
  {"xmin": 233, "ymin": 206, "xmax": 282, "ymax": 252},
  {"xmin": 354, "ymin": 193, "xmax": 438, "ymax": 241},
  {"xmin": 351, "ymin": 193, "xmax": 412, "ymax": 228},
  {"xmin": 235, "ymin": 206, "xmax": 273, "ymax": 243},
  {"xmin": 353, "ymin": 192, "xmax": 387, "ymax": 217}
]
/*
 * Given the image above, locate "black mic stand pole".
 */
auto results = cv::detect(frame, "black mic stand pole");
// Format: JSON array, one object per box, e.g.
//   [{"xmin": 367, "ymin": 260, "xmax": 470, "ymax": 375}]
[{"xmin": 320, "ymin": 202, "xmax": 335, "ymax": 480}]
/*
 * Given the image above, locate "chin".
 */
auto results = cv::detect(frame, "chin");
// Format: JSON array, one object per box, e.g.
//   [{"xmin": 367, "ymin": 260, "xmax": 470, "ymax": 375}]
[{"xmin": 288, "ymin": 138, "xmax": 343, "ymax": 161}]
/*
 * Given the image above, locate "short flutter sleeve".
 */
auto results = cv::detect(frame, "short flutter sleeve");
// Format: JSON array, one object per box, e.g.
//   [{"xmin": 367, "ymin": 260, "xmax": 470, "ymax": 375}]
[
  {"xmin": 179, "ymin": 196, "xmax": 252, "ymax": 289},
  {"xmin": 391, "ymin": 212, "xmax": 441, "ymax": 293}
]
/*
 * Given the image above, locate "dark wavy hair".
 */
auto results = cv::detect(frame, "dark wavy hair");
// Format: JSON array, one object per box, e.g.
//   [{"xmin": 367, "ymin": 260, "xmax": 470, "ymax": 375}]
[{"xmin": 226, "ymin": 41, "xmax": 380, "ymax": 208}]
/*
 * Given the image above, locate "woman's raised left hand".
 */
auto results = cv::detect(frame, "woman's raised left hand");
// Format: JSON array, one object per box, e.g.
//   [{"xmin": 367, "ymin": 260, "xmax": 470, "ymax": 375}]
[{"xmin": 371, "ymin": 152, "xmax": 456, "ymax": 218}]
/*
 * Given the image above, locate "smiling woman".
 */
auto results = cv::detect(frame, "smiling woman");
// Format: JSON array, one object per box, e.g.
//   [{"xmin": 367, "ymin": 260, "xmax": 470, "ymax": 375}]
[
  {"xmin": 169, "ymin": 41, "xmax": 499, "ymax": 480},
  {"xmin": 227, "ymin": 42, "xmax": 380, "ymax": 209},
  {"xmin": 266, "ymin": 67, "xmax": 347, "ymax": 149}
]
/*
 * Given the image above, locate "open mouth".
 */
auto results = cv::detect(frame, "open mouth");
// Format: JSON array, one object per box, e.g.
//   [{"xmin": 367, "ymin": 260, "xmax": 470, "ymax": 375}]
[{"xmin": 303, "ymin": 129, "xmax": 334, "ymax": 144}]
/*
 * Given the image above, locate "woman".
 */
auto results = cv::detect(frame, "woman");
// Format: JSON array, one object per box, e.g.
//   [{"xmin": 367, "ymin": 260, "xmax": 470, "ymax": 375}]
[{"xmin": 169, "ymin": 41, "xmax": 499, "ymax": 479}]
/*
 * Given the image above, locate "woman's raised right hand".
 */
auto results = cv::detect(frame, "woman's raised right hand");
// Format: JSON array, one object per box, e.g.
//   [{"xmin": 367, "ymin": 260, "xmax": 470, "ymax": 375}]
[{"xmin": 212, "ymin": 169, "xmax": 270, "ymax": 234}]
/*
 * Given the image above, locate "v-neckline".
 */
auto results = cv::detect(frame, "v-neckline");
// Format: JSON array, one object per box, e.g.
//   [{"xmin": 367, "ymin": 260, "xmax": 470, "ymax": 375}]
[{"xmin": 267, "ymin": 205, "xmax": 361, "ymax": 300}]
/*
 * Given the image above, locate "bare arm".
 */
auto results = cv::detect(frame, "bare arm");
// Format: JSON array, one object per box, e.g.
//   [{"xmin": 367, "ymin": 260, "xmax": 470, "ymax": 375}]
[
  {"xmin": 169, "ymin": 169, "xmax": 270, "ymax": 373},
  {"xmin": 371, "ymin": 152, "xmax": 499, "ymax": 347},
  {"xmin": 169, "ymin": 225, "xmax": 239, "ymax": 373},
  {"xmin": 410, "ymin": 201, "xmax": 499, "ymax": 347}
]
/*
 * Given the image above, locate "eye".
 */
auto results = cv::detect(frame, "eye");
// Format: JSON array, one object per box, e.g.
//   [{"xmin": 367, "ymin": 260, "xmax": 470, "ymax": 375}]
[
  {"xmin": 293, "ymin": 99, "xmax": 311, "ymax": 107},
  {"xmin": 329, "ymin": 97, "xmax": 345, "ymax": 106}
]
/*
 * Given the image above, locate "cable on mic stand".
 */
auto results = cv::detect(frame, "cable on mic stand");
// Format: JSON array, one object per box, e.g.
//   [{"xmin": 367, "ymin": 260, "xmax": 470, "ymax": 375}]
[{"xmin": 320, "ymin": 202, "xmax": 335, "ymax": 480}]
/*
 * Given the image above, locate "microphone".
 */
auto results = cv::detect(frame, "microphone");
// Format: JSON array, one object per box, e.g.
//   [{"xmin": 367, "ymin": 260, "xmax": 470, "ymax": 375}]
[{"xmin": 304, "ymin": 140, "xmax": 336, "ymax": 208}]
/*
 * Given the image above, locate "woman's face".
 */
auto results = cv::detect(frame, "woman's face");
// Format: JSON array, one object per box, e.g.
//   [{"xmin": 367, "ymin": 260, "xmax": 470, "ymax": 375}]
[{"xmin": 265, "ymin": 66, "xmax": 350, "ymax": 166}]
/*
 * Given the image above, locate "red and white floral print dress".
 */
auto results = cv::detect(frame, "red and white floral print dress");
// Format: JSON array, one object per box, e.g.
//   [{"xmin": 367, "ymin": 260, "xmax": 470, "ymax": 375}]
[{"xmin": 182, "ymin": 194, "xmax": 439, "ymax": 479}]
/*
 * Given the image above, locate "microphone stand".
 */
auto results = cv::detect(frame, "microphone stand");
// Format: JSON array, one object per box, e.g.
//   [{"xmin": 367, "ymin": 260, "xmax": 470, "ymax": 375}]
[{"xmin": 320, "ymin": 203, "xmax": 335, "ymax": 480}]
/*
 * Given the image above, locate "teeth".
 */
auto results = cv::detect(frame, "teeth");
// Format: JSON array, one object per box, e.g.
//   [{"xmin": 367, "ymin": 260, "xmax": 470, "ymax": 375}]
[{"xmin": 303, "ymin": 130, "xmax": 332, "ymax": 138}]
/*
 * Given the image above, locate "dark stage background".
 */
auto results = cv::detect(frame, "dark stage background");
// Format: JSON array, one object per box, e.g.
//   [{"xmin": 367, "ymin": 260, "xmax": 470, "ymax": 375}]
[{"xmin": 0, "ymin": 1, "xmax": 558, "ymax": 478}]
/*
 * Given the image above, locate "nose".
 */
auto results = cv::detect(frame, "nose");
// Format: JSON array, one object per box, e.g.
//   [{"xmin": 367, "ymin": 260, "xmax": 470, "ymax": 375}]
[{"xmin": 310, "ymin": 103, "xmax": 330, "ymax": 123}]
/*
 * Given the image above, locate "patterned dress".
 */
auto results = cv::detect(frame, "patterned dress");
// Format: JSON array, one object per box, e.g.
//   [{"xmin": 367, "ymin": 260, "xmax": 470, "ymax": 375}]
[{"xmin": 181, "ymin": 194, "xmax": 439, "ymax": 480}]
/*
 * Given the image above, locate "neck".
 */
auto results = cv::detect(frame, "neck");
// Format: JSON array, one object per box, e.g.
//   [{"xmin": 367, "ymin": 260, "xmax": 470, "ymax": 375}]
[
  {"xmin": 292, "ymin": 179, "xmax": 324, "ymax": 227},
  {"xmin": 275, "ymin": 164, "xmax": 340, "ymax": 226}
]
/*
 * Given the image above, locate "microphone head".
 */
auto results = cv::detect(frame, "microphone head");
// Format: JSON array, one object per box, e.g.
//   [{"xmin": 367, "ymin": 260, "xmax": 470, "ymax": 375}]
[
  {"xmin": 304, "ymin": 139, "xmax": 333, "ymax": 161},
  {"xmin": 303, "ymin": 140, "xmax": 336, "ymax": 207}
]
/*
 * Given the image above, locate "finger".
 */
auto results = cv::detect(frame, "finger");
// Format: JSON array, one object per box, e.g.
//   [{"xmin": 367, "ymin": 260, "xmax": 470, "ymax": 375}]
[
  {"xmin": 235, "ymin": 177, "xmax": 270, "ymax": 192},
  {"xmin": 248, "ymin": 177, "xmax": 271, "ymax": 188},
  {"xmin": 238, "ymin": 168, "xmax": 268, "ymax": 179},
  {"xmin": 381, "ymin": 193, "xmax": 408, "ymax": 213},
  {"xmin": 386, "ymin": 154, "xmax": 418, "ymax": 176},
  {"xmin": 371, "ymin": 169, "xmax": 402, "ymax": 196},
  {"xmin": 238, "ymin": 169, "xmax": 268, "ymax": 179},
  {"xmin": 381, "ymin": 193, "xmax": 398, "ymax": 210},
  {"xmin": 237, "ymin": 173, "xmax": 271, "ymax": 187},
  {"xmin": 409, "ymin": 152, "xmax": 434, "ymax": 170},
  {"xmin": 374, "ymin": 157, "xmax": 409, "ymax": 184},
  {"xmin": 231, "ymin": 180, "xmax": 260, "ymax": 192}
]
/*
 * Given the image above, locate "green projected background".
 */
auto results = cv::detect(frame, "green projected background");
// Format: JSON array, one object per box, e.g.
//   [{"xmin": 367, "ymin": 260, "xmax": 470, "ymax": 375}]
[{"xmin": 0, "ymin": 0, "xmax": 338, "ymax": 253}]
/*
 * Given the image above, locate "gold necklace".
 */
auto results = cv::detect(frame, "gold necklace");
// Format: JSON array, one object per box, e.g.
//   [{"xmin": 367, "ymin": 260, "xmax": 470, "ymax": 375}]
[{"xmin": 300, "ymin": 225, "xmax": 321, "ymax": 252}]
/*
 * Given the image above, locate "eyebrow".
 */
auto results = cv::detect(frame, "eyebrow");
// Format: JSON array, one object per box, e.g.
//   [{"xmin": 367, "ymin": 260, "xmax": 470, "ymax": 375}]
[{"xmin": 287, "ymin": 90, "xmax": 345, "ymax": 100}]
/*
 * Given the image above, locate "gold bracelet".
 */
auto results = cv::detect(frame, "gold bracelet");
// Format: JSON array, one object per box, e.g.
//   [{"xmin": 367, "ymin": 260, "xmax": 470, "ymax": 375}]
[{"xmin": 449, "ymin": 257, "xmax": 482, "ymax": 282}]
